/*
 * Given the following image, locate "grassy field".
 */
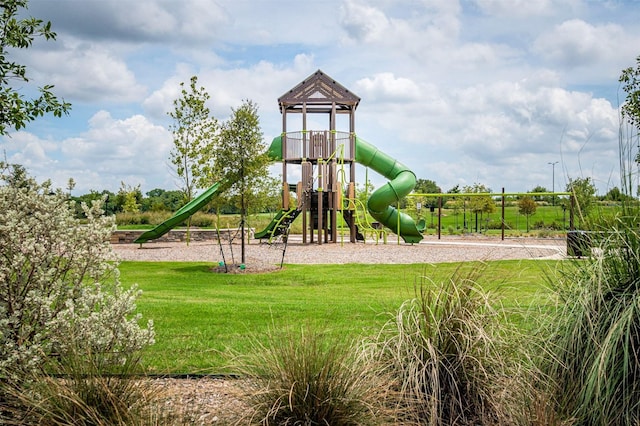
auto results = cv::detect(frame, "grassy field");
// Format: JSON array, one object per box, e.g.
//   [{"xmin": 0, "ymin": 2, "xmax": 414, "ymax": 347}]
[{"xmin": 120, "ymin": 259, "xmax": 562, "ymax": 374}]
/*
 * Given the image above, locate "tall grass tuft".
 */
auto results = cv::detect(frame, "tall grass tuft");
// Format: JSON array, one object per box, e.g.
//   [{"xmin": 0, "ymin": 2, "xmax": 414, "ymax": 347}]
[
  {"xmin": 369, "ymin": 266, "xmax": 536, "ymax": 425},
  {"xmin": 1, "ymin": 347, "xmax": 158, "ymax": 426},
  {"xmin": 236, "ymin": 324, "xmax": 385, "ymax": 425},
  {"xmin": 543, "ymin": 214, "xmax": 640, "ymax": 425}
]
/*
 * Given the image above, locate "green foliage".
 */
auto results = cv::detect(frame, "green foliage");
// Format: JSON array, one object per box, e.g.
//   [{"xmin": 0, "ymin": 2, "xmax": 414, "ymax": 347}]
[
  {"xmin": 602, "ymin": 186, "xmax": 632, "ymax": 202},
  {"xmin": 463, "ymin": 183, "xmax": 495, "ymax": 214},
  {"xmin": 116, "ymin": 181, "xmax": 142, "ymax": 213},
  {"xmin": 413, "ymin": 178, "xmax": 442, "ymax": 208},
  {"xmin": 620, "ymin": 54, "xmax": 640, "ymax": 131},
  {"xmin": 168, "ymin": 75, "xmax": 218, "ymax": 201},
  {"xmin": 142, "ymin": 188, "xmax": 184, "ymax": 212},
  {"xmin": 214, "ymin": 100, "xmax": 269, "ymax": 201},
  {"xmin": 214, "ymin": 99, "xmax": 270, "ymax": 262},
  {"xmin": 529, "ymin": 185, "xmax": 550, "ymax": 202},
  {"xmin": 518, "ymin": 196, "xmax": 537, "ymax": 232},
  {"xmin": 461, "ymin": 183, "xmax": 496, "ymax": 232},
  {"xmin": 72, "ymin": 190, "xmax": 118, "ymax": 217},
  {"xmin": 0, "ymin": 0, "xmax": 71, "ymax": 135},
  {"xmin": 355, "ymin": 179, "xmax": 375, "ymax": 209},
  {"xmin": 115, "ymin": 211, "xmax": 170, "ymax": 227},
  {"xmin": 538, "ymin": 58, "xmax": 640, "ymax": 424},
  {"xmin": 619, "ymin": 57, "xmax": 640, "ymax": 196},
  {"xmin": 414, "ymin": 178, "xmax": 441, "ymax": 194},
  {"xmin": 566, "ymin": 176, "xmax": 596, "ymax": 226}
]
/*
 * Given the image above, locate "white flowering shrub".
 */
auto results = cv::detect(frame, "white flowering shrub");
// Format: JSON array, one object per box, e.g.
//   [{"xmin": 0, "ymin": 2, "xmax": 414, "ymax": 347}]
[{"xmin": 0, "ymin": 166, "xmax": 154, "ymax": 381}]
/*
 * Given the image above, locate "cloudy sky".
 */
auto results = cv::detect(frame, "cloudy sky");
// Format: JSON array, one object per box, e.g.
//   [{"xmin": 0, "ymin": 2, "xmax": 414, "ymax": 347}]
[{"xmin": 2, "ymin": 0, "xmax": 640, "ymax": 196}]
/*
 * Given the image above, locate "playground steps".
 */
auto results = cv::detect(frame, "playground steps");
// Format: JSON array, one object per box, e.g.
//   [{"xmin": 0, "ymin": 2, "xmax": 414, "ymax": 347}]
[
  {"xmin": 255, "ymin": 208, "xmax": 301, "ymax": 240},
  {"xmin": 341, "ymin": 211, "xmax": 365, "ymax": 241}
]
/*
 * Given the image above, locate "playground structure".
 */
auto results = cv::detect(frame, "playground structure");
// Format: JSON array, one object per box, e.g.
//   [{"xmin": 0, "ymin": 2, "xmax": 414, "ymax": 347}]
[
  {"xmin": 134, "ymin": 70, "xmax": 424, "ymax": 246},
  {"xmin": 254, "ymin": 70, "xmax": 423, "ymax": 244}
]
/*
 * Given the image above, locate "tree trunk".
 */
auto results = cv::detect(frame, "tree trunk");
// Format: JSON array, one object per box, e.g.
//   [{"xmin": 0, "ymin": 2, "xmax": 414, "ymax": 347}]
[{"xmin": 241, "ymin": 193, "xmax": 246, "ymax": 264}]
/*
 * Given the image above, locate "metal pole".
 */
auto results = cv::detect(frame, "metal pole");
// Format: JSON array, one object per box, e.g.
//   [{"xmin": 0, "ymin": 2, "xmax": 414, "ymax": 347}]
[
  {"xmin": 437, "ymin": 196, "xmax": 442, "ymax": 240},
  {"xmin": 548, "ymin": 161, "xmax": 558, "ymax": 205},
  {"xmin": 501, "ymin": 187, "xmax": 505, "ymax": 241}
]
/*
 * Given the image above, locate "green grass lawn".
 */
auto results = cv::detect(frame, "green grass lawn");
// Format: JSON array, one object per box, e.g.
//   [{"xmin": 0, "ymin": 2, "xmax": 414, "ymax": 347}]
[{"xmin": 120, "ymin": 260, "xmax": 562, "ymax": 374}]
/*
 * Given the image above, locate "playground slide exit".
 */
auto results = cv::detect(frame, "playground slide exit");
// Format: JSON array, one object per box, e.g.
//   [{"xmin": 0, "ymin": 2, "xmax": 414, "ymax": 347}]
[
  {"xmin": 133, "ymin": 182, "xmax": 221, "ymax": 244},
  {"xmin": 354, "ymin": 137, "xmax": 423, "ymax": 244}
]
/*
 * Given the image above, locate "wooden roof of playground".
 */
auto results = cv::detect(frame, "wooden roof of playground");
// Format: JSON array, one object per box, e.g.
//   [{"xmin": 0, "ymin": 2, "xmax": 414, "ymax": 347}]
[{"xmin": 278, "ymin": 69, "xmax": 360, "ymax": 113}]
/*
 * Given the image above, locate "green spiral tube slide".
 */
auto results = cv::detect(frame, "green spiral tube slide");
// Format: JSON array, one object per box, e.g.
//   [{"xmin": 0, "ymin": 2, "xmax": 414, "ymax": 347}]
[{"xmin": 355, "ymin": 137, "xmax": 423, "ymax": 244}]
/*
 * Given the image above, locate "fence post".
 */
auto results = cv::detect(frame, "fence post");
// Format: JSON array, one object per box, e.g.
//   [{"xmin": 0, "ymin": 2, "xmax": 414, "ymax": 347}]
[{"xmin": 501, "ymin": 188, "xmax": 505, "ymax": 240}]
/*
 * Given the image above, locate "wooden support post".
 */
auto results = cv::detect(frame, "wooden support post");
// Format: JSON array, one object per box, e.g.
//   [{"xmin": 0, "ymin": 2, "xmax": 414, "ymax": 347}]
[
  {"xmin": 296, "ymin": 182, "xmax": 303, "ymax": 208},
  {"xmin": 302, "ymin": 161, "xmax": 312, "ymax": 244},
  {"xmin": 348, "ymin": 182, "xmax": 356, "ymax": 243},
  {"xmin": 317, "ymin": 160, "xmax": 324, "ymax": 245},
  {"xmin": 330, "ymin": 162, "xmax": 337, "ymax": 243},
  {"xmin": 283, "ymin": 182, "xmax": 289, "ymax": 210}
]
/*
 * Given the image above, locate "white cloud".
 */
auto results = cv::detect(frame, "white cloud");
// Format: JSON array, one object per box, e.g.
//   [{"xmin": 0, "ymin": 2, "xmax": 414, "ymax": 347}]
[
  {"xmin": 2, "ymin": 112, "xmax": 173, "ymax": 193},
  {"xmin": 472, "ymin": 0, "xmax": 559, "ymax": 17},
  {"xmin": 533, "ymin": 19, "xmax": 627, "ymax": 68},
  {"xmin": 339, "ymin": 0, "xmax": 391, "ymax": 43},
  {"xmin": 26, "ymin": 42, "xmax": 147, "ymax": 103},
  {"xmin": 30, "ymin": 0, "xmax": 229, "ymax": 44},
  {"xmin": 340, "ymin": 0, "xmax": 461, "ymax": 51},
  {"xmin": 354, "ymin": 73, "xmax": 422, "ymax": 102},
  {"xmin": 1, "ymin": 133, "xmax": 58, "ymax": 169}
]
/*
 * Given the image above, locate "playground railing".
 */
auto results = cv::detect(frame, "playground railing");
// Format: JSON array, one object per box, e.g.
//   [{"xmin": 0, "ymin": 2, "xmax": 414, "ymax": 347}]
[{"xmin": 282, "ymin": 130, "xmax": 354, "ymax": 161}]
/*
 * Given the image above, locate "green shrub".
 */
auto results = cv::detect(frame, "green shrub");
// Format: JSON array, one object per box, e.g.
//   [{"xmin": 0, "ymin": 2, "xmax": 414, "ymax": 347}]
[
  {"xmin": 0, "ymin": 166, "xmax": 154, "ymax": 423},
  {"xmin": 116, "ymin": 211, "xmax": 170, "ymax": 226},
  {"xmin": 189, "ymin": 212, "xmax": 216, "ymax": 227},
  {"xmin": 0, "ymin": 171, "xmax": 154, "ymax": 384}
]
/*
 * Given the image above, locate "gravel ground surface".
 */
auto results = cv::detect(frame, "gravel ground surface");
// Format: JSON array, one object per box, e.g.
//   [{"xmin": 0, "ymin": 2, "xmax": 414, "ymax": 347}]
[
  {"xmin": 114, "ymin": 234, "xmax": 568, "ymax": 423},
  {"xmin": 113, "ymin": 234, "xmax": 567, "ymax": 269}
]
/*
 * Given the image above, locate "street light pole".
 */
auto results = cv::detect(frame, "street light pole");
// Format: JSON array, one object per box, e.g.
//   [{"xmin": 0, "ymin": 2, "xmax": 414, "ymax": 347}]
[{"xmin": 548, "ymin": 161, "xmax": 558, "ymax": 205}]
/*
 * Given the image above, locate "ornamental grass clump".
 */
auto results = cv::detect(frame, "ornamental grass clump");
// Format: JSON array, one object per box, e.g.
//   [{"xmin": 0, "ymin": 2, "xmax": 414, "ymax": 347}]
[
  {"xmin": 542, "ymin": 214, "xmax": 640, "ymax": 425},
  {"xmin": 237, "ymin": 325, "xmax": 385, "ymax": 425},
  {"xmin": 2, "ymin": 345, "xmax": 156, "ymax": 426},
  {"xmin": 369, "ymin": 266, "xmax": 536, "ymax": 425}
]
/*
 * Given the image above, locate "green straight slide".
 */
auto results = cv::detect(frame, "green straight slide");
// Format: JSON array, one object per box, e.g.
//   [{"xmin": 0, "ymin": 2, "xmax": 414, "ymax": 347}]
[
  {"xmin": 133, "ymin": 182, "xmax": 221, "ymax": 244},
  {"xmin": 266, "ymin": 135, "xmax": 423, "ymax": 244}
]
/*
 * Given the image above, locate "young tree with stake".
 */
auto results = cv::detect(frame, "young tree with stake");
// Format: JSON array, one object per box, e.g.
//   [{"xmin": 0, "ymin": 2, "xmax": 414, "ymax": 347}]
[
  {"xmin": 213, "ymin": 100, "xmax": 270, "ymax": 264},
  {"xmin": 168, "ymin": 76, "xmax": 218, "ymax": 242}
]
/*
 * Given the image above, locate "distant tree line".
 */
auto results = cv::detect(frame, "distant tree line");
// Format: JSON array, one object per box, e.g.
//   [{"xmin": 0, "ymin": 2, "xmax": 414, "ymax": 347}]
[
  {"xmin": 71, "ymin": 185, "xmax": 281, "ymax": 218},
  {"xmin": 71, "ymin": 174, "xmax": 628, "ymax": 221}
]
